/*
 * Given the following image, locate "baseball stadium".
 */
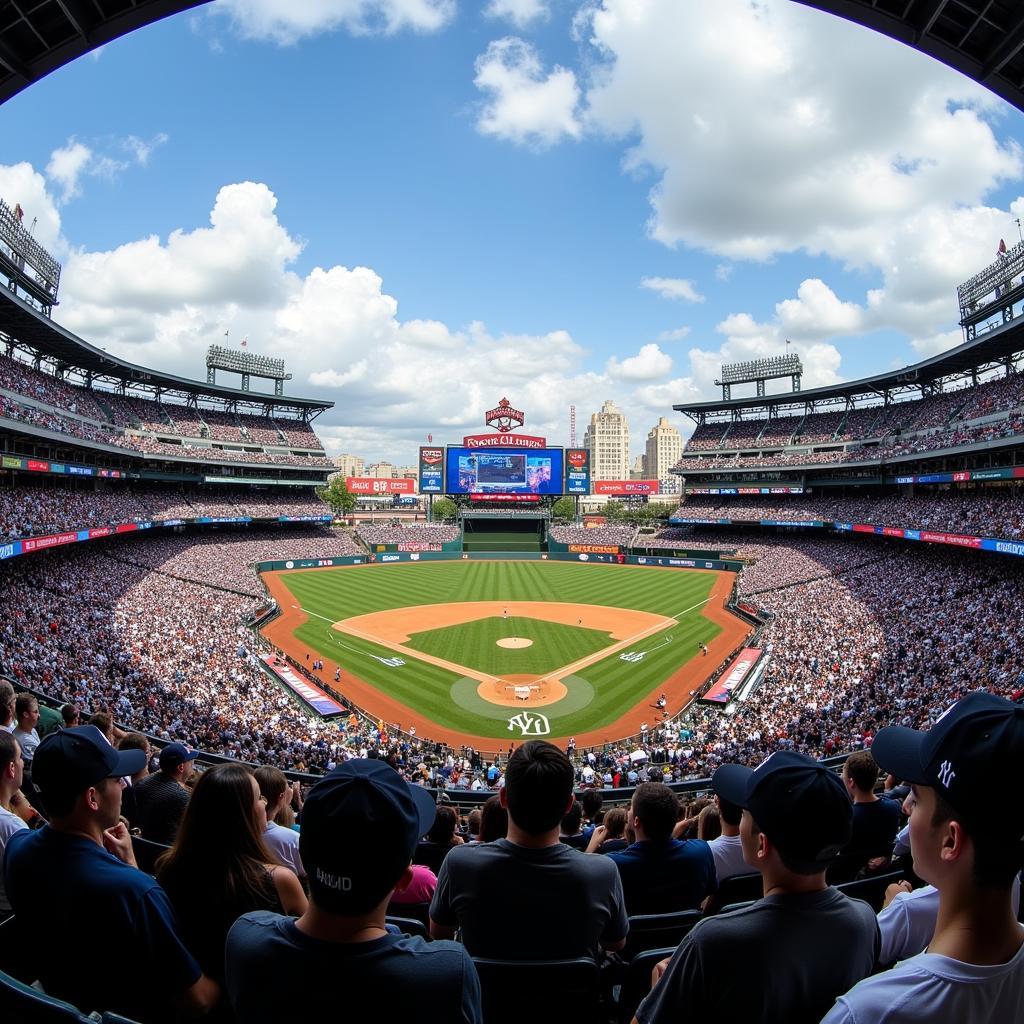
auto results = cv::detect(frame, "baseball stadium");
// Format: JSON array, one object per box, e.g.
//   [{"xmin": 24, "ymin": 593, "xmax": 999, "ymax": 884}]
[{"xmin": 0, "ymin": 4, "xmax": 1023, "ymax": 1024}]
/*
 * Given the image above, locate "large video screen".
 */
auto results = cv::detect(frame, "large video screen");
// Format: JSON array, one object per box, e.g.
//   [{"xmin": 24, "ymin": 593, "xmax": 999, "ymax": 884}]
[{"xmin": 446, "ymin": 448, "xmax": 564, "ymax": 495}]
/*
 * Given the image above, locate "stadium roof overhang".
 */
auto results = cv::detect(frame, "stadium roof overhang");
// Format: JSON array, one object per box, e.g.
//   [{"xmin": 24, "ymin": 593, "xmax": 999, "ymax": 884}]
[
  {"xmin": 0, "ymin": 288, "xmax": 333, "ymax": 415},
  {"xmin": 675, "ymin": 321, "xmax": 1024, "ymax": 418},
  {"xmin": 793, "ymin": 2, "xmax": 1024, "ymax": 115},
  {"xmin": 0, "ymin": 1, "xmax": 212, "ymax": 105}
]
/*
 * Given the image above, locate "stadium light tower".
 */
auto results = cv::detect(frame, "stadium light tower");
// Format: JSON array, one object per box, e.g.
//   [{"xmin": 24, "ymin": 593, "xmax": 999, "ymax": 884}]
[
  {"xmin": 715, "ymin": 352, "xmax": 803, "ymax": 400},
  {"xmin": 0, "ymin": 199, "xmax": 61, "ymax": 316},
  {"xmin": 206, "ymin": 343, "xmax": 293, "ymax": 395}
]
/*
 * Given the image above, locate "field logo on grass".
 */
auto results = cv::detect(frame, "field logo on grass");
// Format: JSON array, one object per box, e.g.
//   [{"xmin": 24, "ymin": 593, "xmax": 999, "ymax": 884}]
[{"xmin": 507, "ymin": 711, "xmax": 550, "ymax": 736}]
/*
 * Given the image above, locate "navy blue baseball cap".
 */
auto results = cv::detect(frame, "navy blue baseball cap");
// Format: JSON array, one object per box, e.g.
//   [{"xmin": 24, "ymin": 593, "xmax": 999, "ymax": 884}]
[
  {"xmin": 32, "ymin": 725, "xmax": 147, "ymax": 801},
  {"xmin": 713, "ymin": 751, "xmax": 852, "ymax": 865},
  {"xmin": 300, "ymin": 759, "xmax": 436, "ymax": 913},
  {"xmin": 159, "ymin": 743, "xmax": 200, "ymax": 770},
  {"xmin": 871, "ymin": 691, "xmax": 1024, "ymax": 842}
]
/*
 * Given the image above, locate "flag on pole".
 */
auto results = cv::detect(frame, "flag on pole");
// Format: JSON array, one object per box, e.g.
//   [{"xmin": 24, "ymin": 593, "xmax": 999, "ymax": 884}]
[
  {"xmin": 427, "ymin": 434, "xmax": 433, "ymax": 442},
  {"xmin": 224, "ymin": 330, "xmax": 229, "ymax": 339},
  {"xmin": 241, "ymin": 337, "xmax": 248, "ymax": 348},
  {"xmin": 12, "ymin": 203, "xmax": 23, "ymax": 222},
  {"xmin": 998, "ymin": 238, "xmax": 1007, "ymax": 256}
]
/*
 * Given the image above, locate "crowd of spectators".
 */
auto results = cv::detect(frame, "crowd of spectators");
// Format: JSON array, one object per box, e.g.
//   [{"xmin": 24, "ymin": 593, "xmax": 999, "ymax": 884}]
[
  {"xmin": 668, "ymin": 489, "xmax": 1024, "ymax": 539},
  {"xmin": 357, "ymin": 523, "xmax": 461, "ymax": 546},
  {"xmin": 548, "ymin": 524, "xmax": 636, "ymax": 546},
  {"xmin": 0, "ymin": 352, "xmax": 106, "ymax": 419},
  {"xmin": 0, "ymin": 483, "xmax": 330, "ymax": 540}
]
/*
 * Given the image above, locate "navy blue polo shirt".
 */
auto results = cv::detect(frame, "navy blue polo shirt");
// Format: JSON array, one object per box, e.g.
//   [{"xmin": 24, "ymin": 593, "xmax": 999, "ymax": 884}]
[
  {"xmin": 608, "ymin": 838, "xmax": 717, "ymax": 915},
  {"xmin": 4, "ymin": 826, "xmax": 200, "ymax": 1022}
]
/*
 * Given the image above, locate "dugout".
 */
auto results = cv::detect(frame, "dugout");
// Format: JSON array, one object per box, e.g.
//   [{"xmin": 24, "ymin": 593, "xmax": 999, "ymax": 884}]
[{"xmin": 460, "ymin": 509, "xmax": 548, "ymax": 552}]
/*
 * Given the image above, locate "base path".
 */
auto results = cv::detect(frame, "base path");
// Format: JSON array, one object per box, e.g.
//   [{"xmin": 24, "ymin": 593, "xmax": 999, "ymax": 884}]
[{"xmin": 259, "ymin": 566, "xmax": 751, "ymax": 755}]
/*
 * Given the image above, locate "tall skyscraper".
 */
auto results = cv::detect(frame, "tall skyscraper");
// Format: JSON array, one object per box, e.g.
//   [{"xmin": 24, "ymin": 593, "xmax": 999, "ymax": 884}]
[
  {"xmin": 584, "ymin": 400, "xmax": 630, "ymax": 481},
  {"xmin": 645, "ymin": 416, "xmax": 683, "ymax": 494}
]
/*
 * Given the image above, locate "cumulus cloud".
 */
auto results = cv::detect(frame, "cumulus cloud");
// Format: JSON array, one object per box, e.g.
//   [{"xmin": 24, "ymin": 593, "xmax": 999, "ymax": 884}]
[
  {"xmin": 484, "ymin": 0, "xmax": 549, "ymax": 28},
  {"xmin": 474, "ymin": 38, "xmax": 582, "ymax": 146},
  {"xmin": 607, "ymin": 342, "xmax": 672, "ymax": 380},
  {"xmin": 657, "ymin": 326, "xmax": 690, "ymax": 342},
  {"xmin": 0, "ymin": 163, "xmax": 64, "ymax": 250},
  {"xmin": 214, "ymin": 0, "xmax": 454, "ymax": 43},
  {"xmin": 44, "ymin": 134, "xmax": 169, "ymax": 204},
  {"xmin": 640, "ymin": 276, "xmax": 704, "ymax": 303}
]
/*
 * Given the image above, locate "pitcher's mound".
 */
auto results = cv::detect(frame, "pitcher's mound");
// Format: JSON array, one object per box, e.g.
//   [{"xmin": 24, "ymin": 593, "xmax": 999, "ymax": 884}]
[{"xmin": 496, "ymin": 637, "xmax": 533, "ymax": 649}]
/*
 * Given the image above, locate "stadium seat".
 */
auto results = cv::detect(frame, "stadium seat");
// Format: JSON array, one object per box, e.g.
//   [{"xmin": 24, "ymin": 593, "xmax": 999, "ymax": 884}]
[
  {"xmin": 386, "ymin": 900, "xmax": 431, "ymax": 928},
  {"xmin": 0, "ymin": 914, "xmax": 33, "ymax": 983},
  {"xmin": 717, "ymin": 900, "xmax": 756, "ymax": 915},
  {"xmin": 704, "ymin": 871, "xmax": 763, "ymax": 914},
  {"xmin": 471, "ymin": 957, "xmax": 600, "ymax": 1024},
  {"xmin": 623, "ymin": 909, "xmax": 702, "ymax": 959},
  {"xmin": 837, "ymin": 870, "xmax": 907, "ymax": 912},
  {"xmin": 0, "ymin": 966, "xmax": 93, "ymax": 1022},
  {"xmin": 616, "ymin": 947, "xmax": 676, "ymax": 1024},
  {"xmin": 385, "ymin": 915, "xmax": 429, "ymax": 940},
  {"xmin": 130, "ymin": 835, "xmax": 171, "ymax": 876}
]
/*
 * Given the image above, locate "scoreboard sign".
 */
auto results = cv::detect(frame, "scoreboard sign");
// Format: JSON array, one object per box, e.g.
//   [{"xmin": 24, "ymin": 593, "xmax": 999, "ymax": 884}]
[
  {"xmin": 418, "ymin": 447, "xmax": 444, "ymax": 493},
  {"xmin": 345, "ymin": 477, "xmax": 415, "ymax": 495}
]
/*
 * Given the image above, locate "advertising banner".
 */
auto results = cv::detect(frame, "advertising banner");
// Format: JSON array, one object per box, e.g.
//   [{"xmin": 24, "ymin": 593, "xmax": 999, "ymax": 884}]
[
  {"xmin": 397, "ymin": 542, "xmax": 442, "ymax": 552},
  {"xmin": 27, "ymin": 459, "xmax": 49, "ymax": 473},
  {"xmin": 345, "ymin": 477, "xmax": 416, "ymax": 495},
  {"xmin": 260, "ymin": 655, "xmax": 345, "ymax": 717},
  {"xmin": 21, "ymin": 531, "xmax": 79, "ymax": 553},
  {"xmin": 418, "ymin": 447, "xmax": 444, "ymax": 493},
  {"xmin": 568, "ymin": 544, "xmax": 621, "ymax": 555},
  {"xmin": 593, "ymin": 480, "xmax": 659, "ymax": 495},
  {"xmin": 1, "ymin": 456, "xmax": 22, "ymax": 469},
  {"xmin": 565, "ymin": 448, "xmax": 591, "ymax": 494},
  {"xmin": 702, "ymin": 648, "xmax": 762, "ymax": 705},
  {"xmin": 0, "ymin": 541, "xmax": 20, "ymax": 560},
  {"xmin": 920, "ymin": 531, "xmax": 983, "ymax": 549},
  {"xmin": 462, "ymin": 432, "xmax": 548, "ymax": 448},
  {"xmin": 983, "ymin": 539, "xmax": 1024, "ymax": 557},
  {"xmin": 448, "ymin": 448, "xmax": 563, "ymax": 495},
  {"xmin": 758, "ymin": 520, "xmax": 825, "ymax": 528},
  {"xmin": 469, "ymin": 493, "xmax": 541, "ymax": 503}
]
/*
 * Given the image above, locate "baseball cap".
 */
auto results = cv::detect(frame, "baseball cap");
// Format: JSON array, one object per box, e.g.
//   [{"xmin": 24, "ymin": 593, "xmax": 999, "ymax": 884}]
[
  {"xmin": 871, "ymin": 691, "xmax": 1024, "ymax": 842},
  {"xmin": 159, "ymin": 743, "xmax": 200, "ymax": 770},
  {"xmin": 713, "ymin": 751, "xmax": 852, "ymax": 866},
  {"xmin": 300, "ymin": 759, "xmax": 436, "ymax": 913},
  {"xmin": 31, "ymin": 726, "xmax": 147, "ymax": 801}
]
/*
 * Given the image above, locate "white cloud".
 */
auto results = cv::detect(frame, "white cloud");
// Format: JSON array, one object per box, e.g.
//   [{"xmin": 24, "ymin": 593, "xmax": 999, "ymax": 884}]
[
  {"xmin": 641, "ymin": 276, "xmax": 704, "ymax": 303},
  {"xmin": 657, "ymin": 326, "xmax": 690, "ymax": 342},
  {"xmin": 474, "ymin": 38, "xmax": 582, "ymax": 146},
  {"xmin": 123, "ymin": 133, "xmax": 169, "ymax": 166},
  {"xmin": 0, "ymin": 163, "xmax": 63, "ymax": 250},
  {"xmin": 214, "ymin": 0, "xmax": 455, "ymax": 43},
  {"xmin": 715, "ymin": 263, "xmax": 732, "ymax": 282},
  {"xmin": 46, "ymin": 141, "xmax": 92, "ymax": 203},
  {"xmin": 775, "ymin": 278, "xmax": 865, "ymax": 340},
  {"xmin": 484, "ymin": 0, "xmax": 549, "ymax": 28},
  {"xmin": 607, "ymin": 343, "xmax": 672, "ymax": 380}
]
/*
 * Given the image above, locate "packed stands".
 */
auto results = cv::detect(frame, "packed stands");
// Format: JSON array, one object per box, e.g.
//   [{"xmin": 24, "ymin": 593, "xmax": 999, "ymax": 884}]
[
  {"xmin": 0, "ymin": 351, "xmax": 106, "ymax": 419},
  {"xmin": 547, "ymin": 524, "xmax": 636, "ymax": 546},
  {"xmin": 795, "ymin": 410, "xmax": 844, "ymax": 443},
  {"xmin": 357, "ymin": 523, "xmax": 461, "ymax": 546}
]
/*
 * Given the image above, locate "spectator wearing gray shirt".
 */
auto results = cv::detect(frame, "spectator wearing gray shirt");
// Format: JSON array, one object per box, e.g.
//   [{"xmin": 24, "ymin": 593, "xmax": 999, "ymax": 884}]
[{"xmin": 634, "ymin": 752, "xmax": 877, "ymax": 1024}]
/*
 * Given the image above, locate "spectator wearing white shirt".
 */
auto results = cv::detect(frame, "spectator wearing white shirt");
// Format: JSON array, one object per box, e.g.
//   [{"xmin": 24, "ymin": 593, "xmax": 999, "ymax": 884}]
[
  {"xmin": 706, "ymin": 786, "xmax": 748, "ymax": 883},
  {"xmin": 822, "ymin": 693, "xmax": 1024, "ymax": 1023},
  {"xmin": 0, "ymin": 732, "xmax": 28, "ymax": 918},
  {"xmin": 254, "ymin": 766, "xmax": 304, "ymax": 878}
]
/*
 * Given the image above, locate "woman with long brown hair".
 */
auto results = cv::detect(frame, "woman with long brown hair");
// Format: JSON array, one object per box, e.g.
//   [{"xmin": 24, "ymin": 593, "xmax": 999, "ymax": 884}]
[{"xmin": 156, "ymin": 764, "xmax": 306, "ymax": 987}]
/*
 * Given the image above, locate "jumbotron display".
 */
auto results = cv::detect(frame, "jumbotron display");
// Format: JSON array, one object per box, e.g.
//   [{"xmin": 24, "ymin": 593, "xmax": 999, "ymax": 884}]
[{"xmin": 446, "ymin": 447, "xmax": 564, "ymax": 495}]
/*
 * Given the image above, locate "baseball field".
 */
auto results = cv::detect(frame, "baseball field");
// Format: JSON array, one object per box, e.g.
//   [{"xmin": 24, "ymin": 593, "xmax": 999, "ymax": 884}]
[{"xmin": 260, "ymin": 560, "xmax": 750, "ymax": 751}]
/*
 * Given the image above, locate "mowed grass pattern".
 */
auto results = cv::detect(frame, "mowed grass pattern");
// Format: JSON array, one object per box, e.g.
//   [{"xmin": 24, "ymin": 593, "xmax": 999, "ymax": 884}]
[
  {"xmin": 406, "ymin": 616, "xmax": 614, "ymax": 676},
  {"xmin": 276, "ymin": 561, "xmax": 722, "ymax": 739}
]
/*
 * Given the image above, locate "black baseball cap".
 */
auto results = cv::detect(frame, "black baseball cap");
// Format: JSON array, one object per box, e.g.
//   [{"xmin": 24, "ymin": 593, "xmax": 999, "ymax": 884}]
[
  {"xmin": 300, "ymin": 759, "xmax": 436, "ymax": 913},
  {"xmin": 713, "ymin": 751, "xmax": 852, "ymax": 866},
  {"xmin": 871, "ymin": 691, "xmax": 1024, "ymax": 842},
  {"xmin": 159, "ymin": 743, "xmax": 199, "ymax": 770},
  {"xmin": 32, "ymin": 726, "xmax": 147, "ymax": 801}
]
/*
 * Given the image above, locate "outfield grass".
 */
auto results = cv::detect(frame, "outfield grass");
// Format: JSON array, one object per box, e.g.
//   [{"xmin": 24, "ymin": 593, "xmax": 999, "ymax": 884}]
[
  {"xmin": 405, "ymin": 616, "xmax": 614, "ymax": 675},
  {"xmin": 275, "ymin": 561, "xmax": 722, "ymax": 739}
]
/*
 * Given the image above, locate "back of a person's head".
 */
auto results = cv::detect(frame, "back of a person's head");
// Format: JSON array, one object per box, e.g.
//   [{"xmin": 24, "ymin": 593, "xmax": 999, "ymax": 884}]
[
  {"xmin": 716, "ymin": 793, "xmax": 743, "ymax": 827},
  {"xmin": 504, "ymin": 740, "xmax": 574, "ymax": 835},
  {"xmin": 254, "ymin": 765, "xmax": 288, "ymax": 807},
  {"xmin": 60, "ymin": 703, "xmax": 79, "ymax": 727},
  {"xmin": 581, "ymin": 789, "xmax": 603, "ymax": 820},
  {"xmin": 602, "ymin": 806, "xmax": 627, "ymax": 839},
  {"xmin": 467, "ymin": 808, "xmax": 482, "ymax": 836},
  {"xmin": 479, "ymin": 794, "xmax": 509, "ymax": 842},
  {"xmin": 697, "ymin": 803, "xmax": 721, "ymax": 841},
  {"xmin": 118, "ymin": 732, "xmax": 150, "ymax": 757},
  {"xmin": 0, "ymin": 681, "xmax": 13, "ymax": 718},
  {"xmin": 632, "ymin": 782, "xmax": 679, "ymax": 841},
  {"xmin": 87, "ymin": 711, "xmax": 113, "ymax": 740},
  {"xmin": 844, "ymin": 750, "xmax": 880, "ymax": 793},
  {"xmin": 0, "ymin": 731, "xmax": 18, "ymax": 775},
  {"xmin": 426, "ymin": 803, "xmax": 457, "ymax": 845},
  {"xmin": 157, "ymin": 763, "xmax": 272, "ymax": 898},
  {"xmin": 561, "ymin": 799, "xmax": 583, "ymax": 836}
]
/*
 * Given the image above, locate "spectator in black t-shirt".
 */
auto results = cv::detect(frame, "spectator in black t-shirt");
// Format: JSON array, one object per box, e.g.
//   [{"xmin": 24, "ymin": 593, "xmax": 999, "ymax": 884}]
[
  {"xmin": 841, "ymin": 750, "xmax": 900, "ymax": 870},
  {"xmin": 134, "ymin": 743, "xmax": 198, "ymax": 845}
]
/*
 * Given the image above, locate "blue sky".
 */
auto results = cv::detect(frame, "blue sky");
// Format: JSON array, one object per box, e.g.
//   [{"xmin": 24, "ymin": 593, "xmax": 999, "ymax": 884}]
[{"xmin": 1, "ymin": 0, "xmax": 1023, "ymax": 462}]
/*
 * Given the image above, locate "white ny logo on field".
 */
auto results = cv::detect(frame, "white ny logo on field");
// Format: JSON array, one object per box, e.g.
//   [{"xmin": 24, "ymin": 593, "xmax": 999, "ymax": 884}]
[
  {"xmin": 937, "ymin": 760, "xmax": 956, "ymax": 788},
  {"xmin": 507, "ymin": 712, "xmax": 551, "ymax": 736}
]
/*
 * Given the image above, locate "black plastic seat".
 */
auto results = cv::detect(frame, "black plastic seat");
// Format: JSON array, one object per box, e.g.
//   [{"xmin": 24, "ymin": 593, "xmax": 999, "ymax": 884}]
[
  {"xmin": 617, "ymin": 947, "xmax": 676, "ymax": 1024},
  {"xmin": 472, "ymin": 957, "xmax": 600, "ymax": 1024},
  {"xmin": 704, "ymin": 871, "xmax": 762, "ymax": 915},
  {"xmin": 385, "ymin": 915, "xmax": 429, "ymax": 940},
  {"xmin": 623, "ymin": 909, "xmax": 702, "ymax": 959},
  {"xmin": 837, "ymin": 870, "xmax": 907, "ymax": 912}
]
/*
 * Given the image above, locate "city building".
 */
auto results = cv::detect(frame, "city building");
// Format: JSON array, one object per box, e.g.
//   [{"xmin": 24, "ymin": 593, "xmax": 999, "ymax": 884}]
[
  {"xmin": 332, "ymin": 453, "xmax": 364, "ymax": 476},
  {"xmin": 645, "ymin": 416, "xmax": 683, "ymax": 494},
  {"xmin": 584, "ymin": 400, "xmax": 630, "ymax": 482}
]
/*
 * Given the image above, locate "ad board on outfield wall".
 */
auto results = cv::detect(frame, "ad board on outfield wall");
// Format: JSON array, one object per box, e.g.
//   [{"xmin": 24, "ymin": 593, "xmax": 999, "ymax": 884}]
[
  {"xmin": 593, "ymin": 480, "xmax": 659, "ymax": 496},
  {"xmin": 565, "ymin": 448, "xmax": 591, "ymax": 494},
  {"xmin": 419, "ymin": 447, "xmax": 444, "ymax": 493},
  {"xmin": 346, "ymin": 477, "xmax": 415, "ymax": 495}
]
